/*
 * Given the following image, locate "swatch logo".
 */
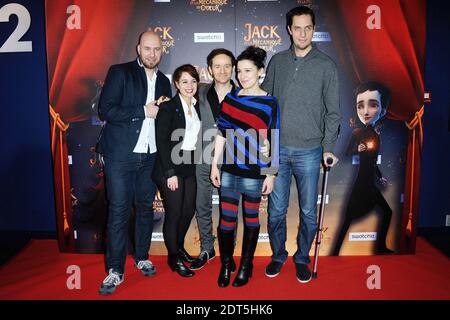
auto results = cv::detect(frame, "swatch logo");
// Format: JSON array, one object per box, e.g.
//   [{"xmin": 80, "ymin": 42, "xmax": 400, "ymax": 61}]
[
  {"xmin": 194, "ymin": 33, "xmax": 224, "ymax": 43},
  {"xmin": 151, "ymin": 232, "xmax": 164, "ymax": 241},
  {"xmin": 312, "ymin": 32, "xmax": 332, "ymax": 42},
  {"xmin": 349, "ymin": 232, "xmax": 377, "ymax": 241},
  {"xmin": 258, "ymin": 233, "xmax": 270, "ymax": 242}
]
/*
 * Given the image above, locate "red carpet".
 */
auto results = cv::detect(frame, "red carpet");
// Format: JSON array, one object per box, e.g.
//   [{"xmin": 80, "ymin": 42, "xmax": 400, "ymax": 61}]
[{"xmin": 0, "ymin": 237, "xmax": 449, "ymax": 300}]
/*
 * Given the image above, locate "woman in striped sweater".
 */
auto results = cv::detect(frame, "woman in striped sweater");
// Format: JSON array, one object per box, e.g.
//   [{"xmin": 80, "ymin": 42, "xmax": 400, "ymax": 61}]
[{"xmin": 210, "ymin": 46, "xmax": 280, "ymax": 287}]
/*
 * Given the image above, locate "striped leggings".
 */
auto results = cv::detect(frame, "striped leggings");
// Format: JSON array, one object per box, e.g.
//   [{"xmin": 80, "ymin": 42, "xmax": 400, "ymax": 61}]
[{"xmin": 219, "ymin": 189, "xmax": 261, "ymax": 232}]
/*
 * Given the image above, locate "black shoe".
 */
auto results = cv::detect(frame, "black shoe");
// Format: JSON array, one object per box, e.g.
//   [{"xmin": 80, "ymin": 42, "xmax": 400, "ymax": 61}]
[
  {"xmin": 295, "ymin": 263, "xmax": 312, "ymax": 283},
  {"xmin": 265, "ymin": 261, "xmax": 284, "ymax": 278},
  {"xmin": 231, "ymin": 226, "xmax": 260, "ymax": 287},
  {"xmin": 218, "ymin": 263, "xmax": 233, "ymax": 287},
  {"xmin": 190, "ymin": 250, "xmax": 216, "ymax": 270},
  {"xmin": 217, "ymin": 228, "xmax": 236, "ymax": 287},
  {"xmin": 217, "ymin": 259, "xmax": 236, "ymax": 287},
  {"xmin": 169, "ymin": 257, "xmax": 195, "ymax": 277},
  {"xmin": 232, "ymin": 260, "xmax": 253, "ymax": 287},
  {"xmin": 179, "ymin": 247, "xmax": 195, "ymax": 263},
  {"xmin": 217, "ymin": 258, "xmax": 237, "ymax": 288},
  {"xmin": 99, "ymin": 269, "xmax": 124, "ymax": 296}
]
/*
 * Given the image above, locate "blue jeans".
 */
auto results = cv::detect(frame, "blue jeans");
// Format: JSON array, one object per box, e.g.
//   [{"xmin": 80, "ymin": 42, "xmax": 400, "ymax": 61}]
[
  {"xmin": 104, "ymin": 152, "xmax": 157, "ymax": 274},
  {"xmin": 268, "ymin": 145, "xmax": 321, "ymax": 265},
  {"xmin": 221, "ymin": 171, "xmax": 263, "ymax": 197}
]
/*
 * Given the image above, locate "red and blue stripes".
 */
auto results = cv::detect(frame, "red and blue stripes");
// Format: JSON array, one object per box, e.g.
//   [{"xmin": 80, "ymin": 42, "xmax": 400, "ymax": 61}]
[
  {"xmin": 219, "ymin": 190, "xmax": 261, "ymax": 231},
  {"xmin": 217, "ymin": 88, "xmax": 280, "ymax": 179}
]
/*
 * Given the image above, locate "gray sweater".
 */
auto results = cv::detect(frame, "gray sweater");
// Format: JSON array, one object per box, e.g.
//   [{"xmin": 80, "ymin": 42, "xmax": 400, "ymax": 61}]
[{"xmin": 262, "ymin": 44, "xmax": 341, "ymax": 153}]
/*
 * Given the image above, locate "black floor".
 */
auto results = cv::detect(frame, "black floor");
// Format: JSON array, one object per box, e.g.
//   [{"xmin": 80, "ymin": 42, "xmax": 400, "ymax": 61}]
[
  {"xmin": 417, "ymin": 227, "xmax": 450, "ymax": 257},
  {"xmin": 0, "ymin": 231, "xmax": 56, "ymax": 266}
]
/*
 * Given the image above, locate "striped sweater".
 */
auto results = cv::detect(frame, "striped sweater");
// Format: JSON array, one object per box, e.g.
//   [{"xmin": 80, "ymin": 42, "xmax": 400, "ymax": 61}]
[{"xmin": 217, "ymin": 88, "xmax": 280, "ymax": 179}]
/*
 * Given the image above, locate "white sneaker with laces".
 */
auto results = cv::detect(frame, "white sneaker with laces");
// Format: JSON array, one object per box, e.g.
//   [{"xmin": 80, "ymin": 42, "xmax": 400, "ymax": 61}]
[
  {"xmin": 135, "ymin": 259, "xmax": 156, "ymax": 276},
  {"xmin": 99, "ymin": 269, "xmax": 124, "ymax": 295}
]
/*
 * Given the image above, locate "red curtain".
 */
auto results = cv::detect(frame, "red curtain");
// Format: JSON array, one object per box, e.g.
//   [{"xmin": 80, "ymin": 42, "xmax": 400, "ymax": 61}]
[
  {"xmin": 323, "ymin": 0, "xmax": 426, "ymax": 253},
  {"xmin": 45, "ymin": 1, "xmax": 146, "ymax": 251},
  {"xmin": 49, "ymin": 107, "xmax": 75, "ymax": 252},
  {"xmin": 45, "ymin": 0, "xmax": 140, "ymax": 122}
]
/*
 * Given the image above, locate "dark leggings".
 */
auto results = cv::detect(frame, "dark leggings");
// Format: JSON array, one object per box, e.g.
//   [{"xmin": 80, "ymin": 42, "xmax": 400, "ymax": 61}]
[{"xmin": 160, "ymin": 175, "xmax": 197, "ymax": 257}]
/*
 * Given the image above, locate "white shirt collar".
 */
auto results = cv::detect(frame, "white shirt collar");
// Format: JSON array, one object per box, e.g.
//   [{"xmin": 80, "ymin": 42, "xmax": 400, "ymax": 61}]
[{"xmin": 179, "ymin": 94, "xmax": 197, "ymax": 109}]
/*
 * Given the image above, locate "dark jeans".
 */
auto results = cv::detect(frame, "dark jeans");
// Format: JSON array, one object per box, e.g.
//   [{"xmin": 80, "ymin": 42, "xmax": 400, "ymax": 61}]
[
  {"xmin": 268, "ymin": 145, "xmax": 321, "ymax": 265},
  {"xmin": 158, "ymin": 174, "xmax": 197, "ymax": 257},
  {"xmin": 104, "ymin": 152, "xmax": 157, "ymax": 274}
]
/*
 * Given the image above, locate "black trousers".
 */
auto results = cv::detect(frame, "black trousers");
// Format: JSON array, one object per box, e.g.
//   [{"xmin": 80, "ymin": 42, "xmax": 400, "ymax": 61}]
[{"xmin": 158, "ymin": 174, "xmax": 197, "ymax": 257}]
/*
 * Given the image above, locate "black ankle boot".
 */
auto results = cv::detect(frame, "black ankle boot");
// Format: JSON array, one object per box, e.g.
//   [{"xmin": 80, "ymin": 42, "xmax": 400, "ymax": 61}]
[
  {"xmin": 232, "ymin": 226, "xmax": 259, "ymax": 287},
  {"xmin": 178, "ymin": 247, "xmax": 195, "ymax": 263},
  {"xmin": 217, "ymin": 228, "xmax": 235, "ymax": 287},
  {"xmin": 232, "ymin": 258, "xmax": 253, "ymax": 287},
  {"xmin": 168, "ymin": 256, "xmax": 195, "ymax": 277}
]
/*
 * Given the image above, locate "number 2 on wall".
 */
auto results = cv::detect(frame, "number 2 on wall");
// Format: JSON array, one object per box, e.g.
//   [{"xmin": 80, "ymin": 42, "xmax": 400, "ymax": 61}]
[{"xmin": 0, "ymin": 3, "xmax": 32, "ymax": 53}]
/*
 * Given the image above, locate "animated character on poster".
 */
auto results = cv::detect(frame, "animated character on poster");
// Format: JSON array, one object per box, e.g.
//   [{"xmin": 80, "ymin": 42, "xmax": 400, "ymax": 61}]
[{"xmin": 332, "ymin": 82, "xmax": 394, "ymax": 255}]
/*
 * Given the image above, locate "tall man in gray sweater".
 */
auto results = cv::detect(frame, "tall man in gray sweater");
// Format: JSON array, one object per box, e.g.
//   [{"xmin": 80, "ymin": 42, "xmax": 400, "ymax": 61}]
[{"xmin": 262, "ymin": 6, "xmax": 341, "ymax": 283}]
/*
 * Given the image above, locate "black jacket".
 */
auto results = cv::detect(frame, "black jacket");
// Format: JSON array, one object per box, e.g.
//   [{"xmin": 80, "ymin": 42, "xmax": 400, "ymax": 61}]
[
  {"xmin": 153, "ymin": 94, "xmax": 201, "ymax": 180},
  {"xmin": 96, "ymin": 59, "xmax": 172, "ymax": 161}
]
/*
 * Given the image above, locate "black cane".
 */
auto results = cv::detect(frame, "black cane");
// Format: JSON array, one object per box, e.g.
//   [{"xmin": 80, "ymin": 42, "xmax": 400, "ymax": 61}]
[{"xmin": 312, "ymin": 158, "xmax": 333, "ymax": 279}]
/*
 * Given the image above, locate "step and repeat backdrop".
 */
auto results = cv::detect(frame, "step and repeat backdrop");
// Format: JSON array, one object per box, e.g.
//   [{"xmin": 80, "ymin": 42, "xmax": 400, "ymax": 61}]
[{"xmin": 1, "ymin": 0, "xmax": 424, "ymax": 255}]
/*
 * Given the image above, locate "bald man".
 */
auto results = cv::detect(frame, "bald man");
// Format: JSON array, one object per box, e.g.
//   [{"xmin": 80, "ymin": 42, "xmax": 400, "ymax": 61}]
[{"xmin": 97, "ymin": 31, "xmax": 172, "ymax": 295}]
